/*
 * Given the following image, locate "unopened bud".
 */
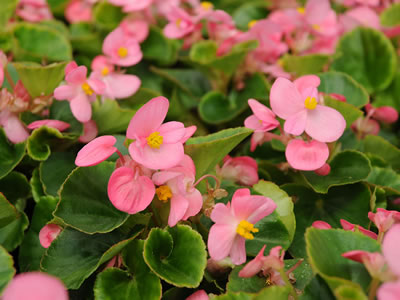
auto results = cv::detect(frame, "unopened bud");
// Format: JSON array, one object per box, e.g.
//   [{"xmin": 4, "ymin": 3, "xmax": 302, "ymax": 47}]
[{"xmin": 314, "ymin": 163, "xmax": 330, "ymax": 176}]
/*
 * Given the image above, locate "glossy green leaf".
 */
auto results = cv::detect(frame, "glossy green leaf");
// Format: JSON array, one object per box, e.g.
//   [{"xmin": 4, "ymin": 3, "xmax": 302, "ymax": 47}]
[
  {"xmin": 331, "ymin": 27, "xmax": 397, "ymax": 93},
  {"xmin": 300, "ymin": 275, "xmax": 335, "ymax": 300},
  {"xmin": 30, "ymin": 168, "xmax": 45, "ymax": 203},
  {"xmin": 0, "ymin": 171, "xmax": 30, "ymax": 204},
  {"xmin": 12, "ymin": 22, "xmax": 72, "ymax": 62},
  {"xmin": 324, "ymin": 96, "xmax": 363, "ymax": 128},
  {"xmin": 93, "ymin": 1, "xmax": 124, "ymax": 31},
  {"xmin": 306, "ymin": 228, "xmax": 380, "ymax": 291},
  {"xmin": 184, "ymin": 127, "xmax": 252, "ymax": 179},
  {"xmin": 334, "ymin": 284, "xmax": 368, "ymax": 300},
  {"xmin": 253, "ymin": 180, "xmax": 296, "ymax": 241},
  {"xmin": 13, "ymin": 61, "xmax": 67, "ymax": 98},
  {"xmin": 318, "ymin": 72, "xmax": 369, "ymax": 108},
  {"xmin": 0, "ymin": 193, "xmax": 17, "ymax": 228},
  {"xmin": 0, "ymin": 129, "xmax": 26, "ymax": 180},
  {"xmin": 227, "ymin": 265, "xmax": 266, "ymax": 294},
  {"xmin": 232, "ymin": 2, "xmax": 268, "ymax": 30},
  {"xmin": 212, "ymin": 292, "xmax": 251, "ymax": 300},
  {"xmin": 303, "ymin": 150, "xmax": 371, "ymax": 193},
  {"xmin": 49, "ymin": 100, "xmax": 83, "ymax": 136},
  {"xmin": 0, "ymin": 0, "xmax": 17, "ymax": 28},
  {"xmin": 363, "ymin": 135, "xmax": 400, "ymax": 170},
  {"xmin": 252, "ymin": 286, "xmax": 291, "ymax": 300},
  {"xmin": 281, "ymin": 54, "xmax": 330, "ymax": 77},
  {"xmin": 374, "ymin": 69, "xmax": 400, "ymax": 110},
  {"xmin": 380, "ymin": 3, "xmax": 400, "ymax": 27},
  {"xmin": 54, "ymin": 162, "xmax": 129, "ymax": 234},
  {"xmin": 0, "ymin": 245, "xmax": 15, "ymax": 294},
  {"xmin": 283, "ymin": 183, "xmax": 371, "ymax": 258},
  {"xmin": 47, "ymin": 0, "xmax": 69, "ymax": 16},
  {"xmin": 366, "ymin": 166, "xmax": 400, "ymax": 194},
  {"xmin": 41, "ymin": 223, "xmax": 144, "ymax": 289},
  {"xmin": 143, "ymin": 225, "xmax": 207, "ymax": 288}
]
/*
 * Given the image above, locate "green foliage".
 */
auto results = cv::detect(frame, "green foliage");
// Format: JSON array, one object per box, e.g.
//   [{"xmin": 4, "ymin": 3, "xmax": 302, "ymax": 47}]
[
  {"xmin": 380, "ymin": 3, "xmax": 400, "ymax": 27},
  {"xmin": 0, "ymin": 245, "xmax": 15, "ymax": 294}
]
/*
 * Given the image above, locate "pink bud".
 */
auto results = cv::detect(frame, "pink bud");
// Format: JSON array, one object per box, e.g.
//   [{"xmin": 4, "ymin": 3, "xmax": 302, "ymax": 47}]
[
  {"xmin": 340, "ymin": 219, "xmax": 377, "ymax": 240},
  {"xmin": 27, "ymin": 120, "xmax": 70, "ymax": 132},
  {"xmin": 312, "ymin": 220, "xmax": 332, "ymax": 229},
  {"xmin": 368, "ymin": 208, "xmax": 400, "ymax": 233},
  {"xmin": 329, "ymin": 93, "xmax": 346, "ymax": 102},
  {"xmin": 373, "ymin": 106, "xmax": 398, "ymax": 124},
  {"xmin": 39, "ymin": 224, "xmax": 62, "ymax": 248},
  {"xmin": 314, "ymin": 163, "xmax": 331, "ymax": 176},
  {"xmin": 186, "ymin": 290, "xmax": 209, "ymax": 300},
  {"xmin": 75, "ymin": 135, "xmax": 117, "ymax": 167}
]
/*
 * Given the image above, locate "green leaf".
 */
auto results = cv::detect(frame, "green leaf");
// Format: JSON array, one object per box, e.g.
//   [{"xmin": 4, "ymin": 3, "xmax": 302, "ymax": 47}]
[
  {"xmin": 380, "ymin": 3, "xmax": 400, "ymax": 27},
  {"xmin": 13, "ymin": 61, "xmax": 67, "ymax": 98},
  {"xmin": 302, "ymin": 150, "xmax": 371, "ymax": 193},
  {"xmin": 92, "ymin": 99, "xmax": 135, "ymax": 135},
  {"xmin": 30, "ymin": 168, "xmax": 45, "ymax": 203},
  {"xmin": 318, "ymin": 71, "xmax": 369, "ymax": 108},
  {"xmin": 211, "ymin": 292, "xmax": 252, "ymax": 300},
  {"xmin": 334, "ymin": 284, "xmax": 368, "ymax": 300},
  {"xmin": 281, "ymin": 54, "xmax": 330, "ymax": 77},
  {"xmin": 282, "ymin": 183, "xmax": 371, "ymax": 258},
  {"xmin": 184, "ymin": 127, "xmax": 252, "ymax": 179},
  {"xmin": 70, "ymin": 22, "xmax": 103, "ymax": 56},
  {"xmin": 0, "ymin": 172, "xmax": 30, "ymax": 204},
  {"xmin": 143, "ymin": 225, "xmax": 207, "ymax": 288},
  {"xmin": 227, "ymin": 266, "xmax": 267, "ymax": 294},
  {"xmin": 232, "ymin": 2, "xmax": 268, "ymax": 30},
  {"xmin": 0, "ymin": 0, "xmax": 17, "ymax": 28},
  {"xmin": 47, "ymin": 0, "xmax": 69, "ymax": 16},
  {"xmin": 366, "ymin": 166, "xmax": 400, "ymax": 195},
  {"xmin": 41, "ymin": 223, "xmax": 144, "ymax": 289},
  {"xmin": 40, "ymin": 152, "xmax": 76, "ymax": 197},
  {"xmin": 374, "ymin": 69, "xmax": 400, "ymax": 110},
  {"xmin": 363, "ymin": 135, "xmax": 400, "ymax": 170},
  {"xmin": 0, "ymin": 129, "xmax": 26, "ymax": 180},
  {"xmin": 331, "ymin": 27, "xmax": 397, "ymax": 93},
  {"xmin": 300, "ymin": 275, "xmax": 335, "ymax": 300},
  {"xmin": 324, "ymin": 96, "xmax": 363, "ymax": 128},
  {"xmin": 198, "ymin": 73, "xmax": 269, "ymax": 124},
  {"xmin": 0, "ymin": 245, "xmax": 15, "ymax": 294},
  {"xmin": 93, "ymin": 1, "xmax": 124, "ymax": 31},
  {"xmin": 306, "ymin": 228, "xmax": 380, "ymax": 291},
  {"xmin": 252, "ymin": 286, "xmax": 291, "ymax": 300},
  {"xmin": 12, "ymin": 22, "xmax": 72, "ymax": 62},
  {"xmin": 54, "ymin": 162, "xmax": 129, "ymax": 234},
  {"xmin": 253, "ymin": 180, "xmax": 296, "ymax": 241},
  {"xmin": 49, "ymin": 100, "xmax": 83, "ymax": 136},
  {"xmin": 0, "ymin": 193, "xmax": 18, "ymax": 228}
]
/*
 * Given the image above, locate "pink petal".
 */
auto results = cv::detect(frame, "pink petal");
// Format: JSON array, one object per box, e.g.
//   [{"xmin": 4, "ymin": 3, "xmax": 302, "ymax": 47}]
[
  {"xmin": 312, "ymin": 220, "xmax": 332, "ymax": 229},
  {"xmin": 65, "ymin": 61, "xmax": 78, "ymax": 76},
  {"xmin": 346, "ymin": 6, "xmax": 380, "ymax": 30},
  {"xmin": 65, "ymin": 65, "xmax": 87, "ymax": 84},
  {"xmin": 1, "ymin": 112, "xmax": 29, "ymax": 144},
  {"xmin": 2, "ymin": 272, "xmax": 68, "ymax": 300},
  {"xmin": 87, "ymin": 78, "xmax": 105, "ymax": 95},
  {"xmin": 53, "ymin": 84, "xmax": 77, "ymax": 100},
  {"xmin": 120, "ymin": 19, "xmax": 149, "ymax": 43},
  {"xmin": 126, "ymin": 96, "xmax": 169, "ymax": 139},
  {"xmin": 238, "ymin": 245, "xmax": 266, "ymax": 277},
  {"xmin": 210, "ymin": 203, "xmax": 237, "ymax": 225},
  {"xmin": 207, "ymin": 223, "xmax": 237, "ymax": 261},
  {"xmin": 248, "ymin": 99, "xmax": 277, "ymax": 123},
  {"xmin": 108, "ymin": 167, "xmax": 155, "ymax": 214},
  {"xmin": 0, "ymin": 62, "xmax": 4, "ymax": 87},
  {"xmin": 186, "ymin": 290, "xmax": 209, "ymax": 300},
  {"xmin": 181, "ymin": 125, "xmax": 197, "ymax": 143},
  {"xmin": 79, "ymin": 120, "xmax": 98, "ymax": 143},
  {"xmin": 27, "ymin": 119, "xmax": 70, "ymax": 131},
  {"xmin": 152, "ymin": 171, "xmax": 181, "ymax": 185},
  {"xmin": 70, "ymin": 93, "xmax": 92, "ymax": 123},
  {"xmin": 182, "ymin": 189, "xmax": 203, "ymax": 220},
  {"xmin": 377, "ymin": 281, "xmax": 400, "ymax": 300},
  {"xmin": 285, "ymin": 139, "xmax": 329, "ymax": 171},
  {"xmin": 106, "ymin": 74, "xmax": 141, "ymax": 99},
  {"xmin": 168, "ymin": 194, "xmax": 189, "ymax": 227},
  {"xmin": 39, "ymin": 224, "xmax": 62, "ymax": 248},
  {"xmin": 293, "ymin": 75, "xmax": 320, "ymax": 93},
  {"xmin": 305, "ymin": 105, "xmax": 346, "ymax": 143},
  {"xmin": 113, "ymin": 41, "xmax": 143, "ymax": 67},
  {"xmin": 244, "ymin": 115, "xmax": 264, "ymax": 131},
  {"xmin": 270, "ymin": 77, "xmax": 304, "ymax": 119},
  {"xmin": 284, "ymin": 109, "xmax": 307, "ymax": 136},
  {"xmin": 383, "ymin": 224, "xmax": 400, "ymax": 276},
  {"xmin": 158, "ymin": 121, "xmax": 186, "ymax": 143},
  {"xmin": 75, "ymin": 135, "xmax": 117, "ymax": 167},
  {"xmin": 229, "ymin": 236, "xmax": 247, "ymax": 265},
  {"xmin": 305, "ymin": 0, "xmax": 331, "ymax": 25}
]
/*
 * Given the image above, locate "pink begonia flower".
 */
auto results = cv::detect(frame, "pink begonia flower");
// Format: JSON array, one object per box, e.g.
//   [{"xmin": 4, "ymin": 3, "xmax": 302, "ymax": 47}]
[
  {"xmin": 0, "ymin": 109, "xmax": 29, "ymax": 144},
  {"xmin": 163, "ymin": 7, "xmax": 196, "ymax": 39},
  {"xmin": 152, "ymin": 155, "xmax": 202, "ymax": 227},
  {"xmin": 378, "ymin": 281, "xmax": 400, "ymax": 300},
  {"xmin": 16, "ymin": 0, "xmax": 52, "ymax": 22},
  {"xmin": 340, "ymin": 219, "xmax": 378, "ymax": 240},
  {"xmin": 208, "ymin": 188, "xmax": 277, "ymax": 265},
  {"xmin": 39, "ymin": 224, "xmax": 62, "ymax": 248},
  {"xmin": 244, "ymin": 99, "xmax": 280, "ymax": 133},
  {"xmin": 270, "ymin": 76, "xmax": 346, "ymax": 143},
  {"xmin": 27, "ymin": 120, "xmax": 70, "ymax": 132},
  {"xmin": 285, "ymin": 139, "xmax": 329, "ymax": 171},
  {"xmin": 127, "ymin": 96, "xmax": 194, "ymax": 170},
  {"xmin": 314, "ymin": 163, "xmax": 331, "ymax": 176},
  {"xmin": 79, "ymin": 120, "xmax": 98, "ymax": 143},
  {"xmin": 342, "ymin": 250, "xmax": 386, "ymax": 278},
  {"xmin": 186, "ymin": 290, "xmax": 209, "ymax": 300},
  {"xmin": 3, "ymin": 272, "xmax": 68, "ymax": 300},
  {"xmin": 368, "ymin": 208, "xmax": 400, "ymax": 233},
  {"xmin": 108, "ymin": 156, "xmax": 155, "ymax": 214},
  {"xmin": 54, "ymin": 62, "xmax": 105, "ymax": 123},
  {"xmin": 365, "ymin": 104, "xmax": 399, "ymax": 124},
  {"xmin": 382, "ymin": 224, "xmax": 400, "ymax": 276},
  {"xmin": 119, "ymin": 19, "xmax": 149, "ymax": 43},
  {"xmin": 339, "ymin": 0, "xmax": 379, "ymax": 7},
  {"xmin": 108, "ymin": 0, "xmax": 153, "ymax": 12},
  {"xmin": 102, "ymin": 28, "xmax": 143, "ymax": 67},
  {"xmin": 75, "ymin": 135, "xmax": 118, "ymax": 167},
  {"xmin": 218, "ymin": 155, "xmax": 259, "ymax": 186},
  {"xmin": 351, "ymin": 117, "xmax": 380, "ymax": 136},
  {"xmin": 312, "ymin": 220, "xmax": 332, "ymax": 229},
  {"xmin": 340, "ymin": 6, "xmax": 381, "ymax": 32},
  {"xmin": 91, "ymin": 55, "xmax": 141, "ymax": 100},
  {"xmin": 65, "ymin": 0, "xmax": 93, "ymax": 23},
  {"xmin": 0, "ymin": 54, "xmax": 4, "ymax": 87},
  {"xmin": 259, "ymin": 63, "xmax": 291, "ymax": 80}
]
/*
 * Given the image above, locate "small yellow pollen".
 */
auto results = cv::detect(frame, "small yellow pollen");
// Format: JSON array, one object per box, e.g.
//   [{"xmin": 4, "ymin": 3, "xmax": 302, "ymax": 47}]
[
  {"xmin": 81, "ymin": 82, "xmax": 94, "ymax": 96},
  {"xmin": 156, "ymin": 185, "xmax": 172, "ymax": 202},
  {"xmin": 312, "ymin": 24, "xmax": 320, "ymax": 31},
  {"xmin": 176, "ymin": 18, "xmax": 182, "ymax": 27},
  {"xmin": 146, "ymin": 131, "xmax": 163, "ymax": 149},
  {"xmin": 304, "ymin": 96, "xmax": 317, "ymax": 110},
  {"xmin": 248, "ymin": 20, "xmax": 258, "ymax": 29},
  {"xmin": 101, "ymin": 67, "xmax": 109, "ymax": 76},
  {"xmin": 236, "ymin": 220, "xmax": 259, "ymax": 240},
  {"xmin": 201, "ymin": 1, "xmax": 213, "ymax": 10},
  {"xmin": 117, "ymin": 47, "xmax": 128, "ymax": 58},
  {"xmin": 297, "ymin": 7, "xmax": 305, "ymax": 14}
]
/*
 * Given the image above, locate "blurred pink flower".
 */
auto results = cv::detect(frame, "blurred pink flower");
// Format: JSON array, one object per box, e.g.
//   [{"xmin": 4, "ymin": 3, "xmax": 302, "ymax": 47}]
[
  {"xmin": 65, "ymin": 0, "xmax": 93, "ymax": 23},
  {"xmin": 239, "ymin": 245, "xmax": 284, "ymax": 277},
  {"xmin": 186, "ymin": 290, "xmax": 209, "ymax": 300},
  {"xmin": 163, "ymin": 7, "xmax": 196, "ymax": 39},
  {"xmin": 16, "ymin": 0, "xmax": 52, "ymax": 22},
  {"xmin": 79, "ymin": 120, "xmax": 98, "ymax": 143},
  {"xmin": 39, "ymin": 224, "xmax": 62, "ymax": 248},
  {"xmin": 285, "ymin": 139, "xmax": 329, "ymax": 171},
  {"xmin": 218, "ymin": 155, "xmax": 259, "ymax": 186},
  {"xmin": 368, "ymin": 208, "xmax": 400, "ymax": 234}
]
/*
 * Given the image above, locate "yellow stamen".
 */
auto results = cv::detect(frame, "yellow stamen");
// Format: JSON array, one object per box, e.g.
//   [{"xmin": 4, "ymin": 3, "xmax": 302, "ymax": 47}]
[
  {"xmin": 176, "ymin": 18, "xmax": 182, "ymax": 27},
  {"xmin": 236, "ymin": 220, "xmax": 259, "ymax": 240},
  {"xmin": 297, "ymin": 7, "xmax": 305, "ymax": 14},
  {"xmin": 201, "ymin": 1, "xmax": 213, "ymax": 10},
  {"xmin": 312, "ymin": 24, "xmax": 320, "ymax": 31},
  {"xmin": 248, "ymin": 20, "xmax": 258, "ymax": 29},
  {"xmin": 117, "ymin": 47, "xmax": 128, "ymax": 58},
  {"xmin": 101, "ymin": 67, "xmax": 109, "ymax": 76},
  {"xmin": 146, "ymin": 131, "xmax": 163, "ymax": 149},
  {"xmin": 304, "ymin": 96, "xmax": 317, "ymax": 110},
  {"xmin": 81, "ymin": 82, "xmax": 94, "ymax": 96},
  {"xmin": 156, "ymin": 185, "xmax": 172, "ymax": 202}
]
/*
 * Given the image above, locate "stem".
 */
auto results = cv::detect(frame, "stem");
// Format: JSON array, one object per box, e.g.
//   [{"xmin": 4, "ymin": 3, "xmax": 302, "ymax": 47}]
[
  {"xmin": 278, "ymin": 268, "xmax": 298, "ymax": 300},
  {"xmin": 368, "ymin": 278, "xmax": 380, "ymax": 300},
  {"xmin": 115, "ymin": 149, "xmax": 125, "ymax": 164},
  {"xmin": 4, "ymin": 66, "xmax": 15, "ymax": 90},
  {"xmin": 148, "ymin": 203, "xmax": 161, "ymax": 227},
  {"xmin": 194, "ymin": 174, "xmax": 220, "ymax": 189},
  {"xmin": 377, "ymin": 231, "xmax": 384, "ymax": 244}
]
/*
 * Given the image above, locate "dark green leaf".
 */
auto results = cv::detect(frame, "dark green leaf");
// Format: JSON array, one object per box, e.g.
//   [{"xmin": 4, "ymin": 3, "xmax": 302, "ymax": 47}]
[
  {"xmin": 0, "ymin": 129, "xmax": 26, "ymax": 180},
  {"xmin": 0, "ymin": 245, "xmax": 15, "ymax": 294}
]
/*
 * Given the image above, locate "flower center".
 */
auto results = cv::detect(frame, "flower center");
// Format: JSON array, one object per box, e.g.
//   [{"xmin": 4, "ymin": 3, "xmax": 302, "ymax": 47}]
[
  {"xmin": 156, "ymin": 185, "xmax": 172, "ymax": 202},
  {"xmin": 304, "ymin": 96, "xmax": 317, "ymax": 110},
  {"xmin": 201, "ymin": 1, "xmax": 213, "ymax": 10},
  {"xmin": 176, "ymin": 18, "xmax": 182, "ymax": 27},
  {"xmin": 312, "ymin": 24, "xmax": 320, "ymax": 31},
  {"xmin": 236, "ymin": 220, "xmax": 259, "ymax": 240},
  {"xmin": 147, "ymin": 131, "xmax": 163, "ymax": 149},
  {"xmin": 297, "ymin": 7, "xmax": 305, "ymax": 14},
  {"xmin": 117, "ymin": 47, "xmax": 128, "ymax": 58},
  {"xmin": 81, "ymin": 82, "xmax": 94, "ymax": 96},
  {"xmin": 248, "ymin": 20, "xmax": 258, "ymax": 29},
  {"xmin": 101, "ymin": 67, "xmax": 109, "ymax": 76}
]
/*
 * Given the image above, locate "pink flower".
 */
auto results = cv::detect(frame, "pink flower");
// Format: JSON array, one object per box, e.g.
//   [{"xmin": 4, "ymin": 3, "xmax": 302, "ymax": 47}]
[
  {"xmin": 378, "ymin": 281, "xmax": 400, "ymax": 300},
  {"xmin": 27, "ymin": 120, "xmax": 70, "ymax": 132},
  {"xmin": 368, "ymin": 208, "xmax": 400, "ymax": 234},
  {"xmin": 108, "ymin": 0, "xmax": 153, "ymax": 12},
  {"xmin": 382, "ymin": 224, "xmax": 400, "ymax": 276},
  {"xmin": 285, "ymin": 139, "xmax": 329, "ymax": 171},
  {"xmin": 207, "ymin": 188, "xmax": 277, "ymax": 265},
  {"xmin": 0, "ymin": 109, "xmax": 29, "ymax": 144},
  {"xmin": 186, "ymin": 290, "xmax": 209, "ymax": 300},
  {"xmin": 126, "ymin": 96, "xmax": 194, "ymax": 170},
  {"xmin": 3, "ymin": 272, "xmax": 68, "ymax": 300},
  {"xmin": 366, "ymin": 104, "xmax": 399, "ymax": 124},
  {"xmin": 0, "ymin": 51, "xmax": 4, "ymax": 87},
  {"xmin": 312, "ymin": 220, "xmax": 332, "ymax": 229},
  {"xmin": 54, "ymin": 62, "xmax": 105, "ymax": 123},
  {"xmin": 152, "ymin": 155, "xmax": 203, "ymax": 227},
  {"xmin": 91, "ymin": 55, "xmax": 141, "ymax": 100},
  {"xmin": 270, "ymin": 76, "xmax": 346, "ymax": 143},
  {"xmin": 244, "ymin": 99, "xmax": 279, "ymax": 133},
  {"xmin": 16, "ymin": 0, "xmax": 52, "ymax": 22},
  {"xmin": 342, "ymin": 250, "xmax": 386, "ymax": 278},
  {"xmin": 102, "ymin": 28, "xmax": 143, "ymax": 67},
  {"xmin": 39, "ymin": 224, "xmax": 62, "ymax": 248},
  {"xmin": 218, "ymin": 155, "xmax": 259, "ymax": 186},
  {"xmin": 340, "ymin": 219, "xmax": 378, "ymax": 240},
  {"xmin": 163, "ymin": 7, "xmax": 196, "ymax": 39},
  {"xmin": 119, "ymin": 19, "xmax": 149, "ymax": 43},
  {"xmin": 65, "ymin": 0, "xmax": 93, "ymax": 23},
  {"xmin": 341, "ymin": 6, "xmax": 381, "ymax": 32},
  {"xmin": 75, "ymin": 135, "xmax": 118, "ymax": 167},
  {"xmin": 79, "ymin": 120, "xmax": 98, "ymax": 143}
]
